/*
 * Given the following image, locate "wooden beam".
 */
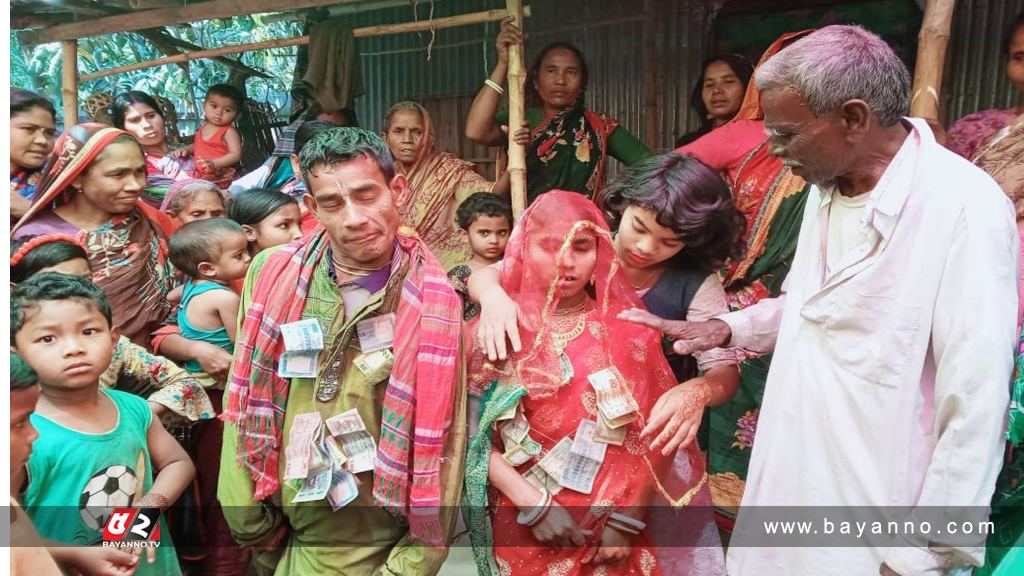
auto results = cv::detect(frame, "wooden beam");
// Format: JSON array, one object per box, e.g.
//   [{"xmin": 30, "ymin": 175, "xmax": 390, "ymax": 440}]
[
  {"xmin": 61, "ymin": 40, "xmax": 79, "ymax": 126},
  {"xmin": 19, "ymin": 0, "xmax": 354, "ymax": 46},
  {"xmin": 910, "ymin": 0, "xmax": 956, "ymax": 119},
  {"xmin": 505, "ymin": 0, "xmax": 527, "ymax": 217},
  {"xmin": 80, "ymin": 6, "xmax": 531, "ymax": 82}
]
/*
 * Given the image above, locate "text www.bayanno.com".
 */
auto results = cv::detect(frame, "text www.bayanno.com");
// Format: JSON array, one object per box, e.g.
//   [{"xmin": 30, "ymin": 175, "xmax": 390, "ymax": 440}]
[{"xmin": 762, "ymin": 518, "xmax": 995, "ymax": 539}]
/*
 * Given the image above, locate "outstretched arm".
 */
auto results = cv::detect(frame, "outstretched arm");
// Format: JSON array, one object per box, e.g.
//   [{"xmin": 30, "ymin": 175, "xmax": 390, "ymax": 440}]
[{"xmin": 465, "ymin": 16, "xmax": 522, "ymax": 145}]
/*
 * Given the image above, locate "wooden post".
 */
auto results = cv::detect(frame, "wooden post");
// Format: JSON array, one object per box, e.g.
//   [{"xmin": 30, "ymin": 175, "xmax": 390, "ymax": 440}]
[
  {"xmin": 61, "ymin": 40, "xmax": 79, "ymax": 127},
  {"xmin": 910, "ymin": 0, "xmax": 956, "ymax": 119},
  {"xmin": 505, "ymin": 0, "xmax": 528, "ymax": 217}
]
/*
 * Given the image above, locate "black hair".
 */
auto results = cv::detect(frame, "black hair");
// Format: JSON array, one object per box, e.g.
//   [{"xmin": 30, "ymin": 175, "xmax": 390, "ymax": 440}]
[
  {"xmin": 168, "ymin": 218, "xmax": 246, "ymax": 277},
  {"xmin": 1005, "ymin": 11, "xmax": 1024, "ymax": 58},
  {"xmin": 525, "ymin": 42, "xmax": 590, "ymax": 107},
  {"xmin": 11, "ymin": 272, "xmax": 113, "ymax": 341},
  {"xmin": 303, "ymin": 101, "xmax": 358, "ymax": 127},
  {"xmin": 10, "ymin": 237, "xmax": 90, "ymax": 284},
  {"xmin": 205, "ymin": 83, "xmax": 244, "ymax": 110},
  {"xmin": 111, "ymin": 91, "xmax": 164, "ymax": 130},
  {"xmin": 11, "ymin": 87, "xmax": 56, "ymax": 120},
  {"xmin": 687, "ymin": 54, "xmax": 755, "ymax": 138},
  {"xmin": 294, "ymin": 120, "xmax": 341, "ymax": 154},
  {"xmin": 229, "ymin": 188, "xmax": 298, "ymax": 227},
  {"xmin": 603, "ymin": 152, "xmax": 746, "ymax": 272},
  {"xmin": 11, "ymin": 352, "xmax": 39, "ymax": 391},
  {"xmin": 456, "ymin": 192, "xmax": 514, "ymax": 231},
  {"xmin": 298, "ymin": 127, "xmax": 396, "ymax": 183}
]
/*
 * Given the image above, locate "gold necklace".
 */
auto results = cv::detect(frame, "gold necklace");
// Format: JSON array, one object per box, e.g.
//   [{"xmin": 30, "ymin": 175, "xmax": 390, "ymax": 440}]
[
  {"xmin": 332, "ymin": 252, "xmax": 388, "ymax": 278},
  {"xmin": 548, "ymin": 299, "xmax": 590, "ymax": 385},
  {"xmin": 553, "ymin": 297, "xmax": 590, "ymax": 316}
]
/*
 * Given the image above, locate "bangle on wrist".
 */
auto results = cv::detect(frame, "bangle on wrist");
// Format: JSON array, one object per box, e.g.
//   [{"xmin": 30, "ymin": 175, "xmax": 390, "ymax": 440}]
[
  {"xmin": 605, "ymin": 520, "xmax": 640, "ymax": 535},
  {"xmin": 516, "ymin": 489, "xmax": 552, "ymax": 526},
  {"xmin": 484, "ymin": 79, "xmax": 505, "ymax": 95},
  {"xmin": 609, "ymin": 512, "xmax": 646, "ymax": 531}
]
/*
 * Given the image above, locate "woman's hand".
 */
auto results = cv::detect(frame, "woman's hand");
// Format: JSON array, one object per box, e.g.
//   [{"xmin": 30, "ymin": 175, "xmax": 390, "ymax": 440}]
[
  {"xmin": 476, "ymin": 287, "xmax": 522, "ymax": 361},
  {"xmin": 501, "ymin": 122, "xmax": 532, "ymax": 146},
  {"xmin": 641, "ymin": 382, "xmax": 713, "ymax": 456},
  {"xmin": 529, "ymin": 501, "xmax": 592, "ymax": 547},
  {"xmin": 496, "ymin": 16, "xmax": 523, "ymax": 66},
  {"xmin": 582, "ymin": 523, "xmax": 633, "ymax": 566},
  {"xmin": 192, "ymin": 342, "xmax": 233, "ymax": 382},
  {"xmin": 171, "ymin": 148, "xmax": 191, "ymax": 158}
]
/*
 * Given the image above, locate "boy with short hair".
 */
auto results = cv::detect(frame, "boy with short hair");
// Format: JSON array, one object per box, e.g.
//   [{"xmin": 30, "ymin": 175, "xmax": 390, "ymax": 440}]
[
  {"xmin": 178, "ymin": 83, "xmax": 244, "ymax": 188},
  {"xmin": 447, "ymin": 192, "xmax": 513, "ymax": 321},
  {"xmin": 12, "ymin": 273, "xmax": 195, "ymax": 576}
]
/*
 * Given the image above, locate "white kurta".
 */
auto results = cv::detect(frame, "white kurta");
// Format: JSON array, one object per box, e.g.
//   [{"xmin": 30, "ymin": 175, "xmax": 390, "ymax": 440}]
[{"xmin": 721, "ymin": 119, "xmax": 1019, "ymax": 576}]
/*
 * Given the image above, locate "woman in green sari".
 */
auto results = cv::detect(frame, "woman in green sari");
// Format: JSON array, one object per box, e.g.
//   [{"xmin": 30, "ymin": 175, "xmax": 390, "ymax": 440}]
[{"xmin": 465, "ymin": 17, "xmax": 650, "ymax": 206}]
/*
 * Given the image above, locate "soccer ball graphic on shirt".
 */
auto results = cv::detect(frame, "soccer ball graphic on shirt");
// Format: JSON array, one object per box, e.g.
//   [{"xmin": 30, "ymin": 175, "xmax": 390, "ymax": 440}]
[{"xmin": 79, "ymin": 465, "xmax": 139, "ymax": 532}]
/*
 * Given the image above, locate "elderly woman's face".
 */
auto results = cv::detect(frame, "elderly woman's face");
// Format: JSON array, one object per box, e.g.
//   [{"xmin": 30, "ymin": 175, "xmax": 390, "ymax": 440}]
[
  {"xmin": 175, "ymin": 189, "xmax": 226, "ymax": 224},
  {"xmin": 73, "ymin": 140, "xmax": 147, "ymax": 216},
  {"xmin": 121, "ymin": 103, "xmax": 165, "ymax": 148},
  {"xmin": 11, "ymin": 106, "xmax": 57, "ymax": 170}
]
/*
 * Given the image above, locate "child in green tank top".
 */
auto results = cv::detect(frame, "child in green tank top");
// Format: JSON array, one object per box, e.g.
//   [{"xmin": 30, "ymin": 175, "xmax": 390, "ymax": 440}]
[{"xmin": 12, "ymin": 273, "xmax": 195, "ymax": 576}]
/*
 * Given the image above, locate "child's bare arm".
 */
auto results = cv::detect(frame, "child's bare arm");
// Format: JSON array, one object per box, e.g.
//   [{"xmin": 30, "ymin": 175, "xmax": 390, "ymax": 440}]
[
  {"xmin": 214, "ymin": 289, "xmax": 241, "ymax": 342},
  {"xmin": 211, "ymin": 126, "xmax": 243, "ymax": 169},
  {"xmin": 137, "ymin": 417, "xmax": 194, "ymax": 510}
]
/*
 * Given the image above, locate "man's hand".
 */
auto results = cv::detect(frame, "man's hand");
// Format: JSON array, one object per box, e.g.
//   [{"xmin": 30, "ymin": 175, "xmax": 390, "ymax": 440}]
[
  {"xmin": 582, "ymin": 523, "xmax": 633, "ymax": 566},
  {"xmin": 617, "ymin": 309, "xmax": 732, "ymax": 355}
]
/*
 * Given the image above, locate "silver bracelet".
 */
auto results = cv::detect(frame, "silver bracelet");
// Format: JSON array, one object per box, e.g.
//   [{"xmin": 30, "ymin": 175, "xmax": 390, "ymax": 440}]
[
  {"xmin": 605, "ymin": 520, "xmax": 640, "ymax": 535},
  {"xmin": 516, "ymin": 489, "xmax": 551, "ymax": 526},
  {"xmin": 609, "ymin": 512, "xmax": 646, "ymax": 531},
  {"xmin": 484, "ymin": 79, "xmax": 505, "ymax": 95}
]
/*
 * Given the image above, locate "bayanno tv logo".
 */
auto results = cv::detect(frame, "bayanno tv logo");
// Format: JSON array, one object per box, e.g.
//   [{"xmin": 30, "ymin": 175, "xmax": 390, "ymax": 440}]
[{"xmin": 101, "ymin": 508, "xmax": 162, "ymax": 549}]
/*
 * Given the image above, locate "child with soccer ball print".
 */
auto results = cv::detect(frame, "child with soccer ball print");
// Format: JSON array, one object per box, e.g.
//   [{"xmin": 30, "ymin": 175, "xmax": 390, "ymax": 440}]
[{"xmin": 12, "ymin": 273, "xmax": 194, "ymax": 575}]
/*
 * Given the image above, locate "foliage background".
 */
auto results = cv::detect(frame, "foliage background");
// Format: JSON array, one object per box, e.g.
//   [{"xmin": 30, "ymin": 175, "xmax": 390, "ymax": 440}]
[{"xmin": 10, "ymin": 16, "xmax": 303, "ymax": 126}]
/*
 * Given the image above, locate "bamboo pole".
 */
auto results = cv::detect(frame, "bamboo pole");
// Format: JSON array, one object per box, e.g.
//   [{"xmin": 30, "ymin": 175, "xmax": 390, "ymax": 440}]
[
  {"xmin": 910, "ymin": 0, "xmax": 956, "ymax": 119},
  {"xmin": 505, "ymin": 0, "xmax": 527, "ymax": 218},
  {"xmin": 80, "ymin": 6, "xmax": 532, "ymax": 82},
  {"xmin": 61, "ymin": 40, "xmax": 79, "ymax": 127}
]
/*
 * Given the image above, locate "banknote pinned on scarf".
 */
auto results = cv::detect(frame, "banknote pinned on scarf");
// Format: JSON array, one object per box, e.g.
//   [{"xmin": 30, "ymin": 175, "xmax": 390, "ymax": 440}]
[
  {"xmin": 356, "ymin": 313, "xmax": 396, "ymax": 353},
  {"xmin": 284, "ymin": 412, "xmax": 323, "ymax": 480},
  {"xmin": 588, "ymin": 368, "xmax": 639, "ymax": 428},
  {"xmin": 353, "ymin": 348, "xmax": 395, "ymax": 382},
  {"xmin": 325, "ymin": 408, "xmax": 377, "ymax": 474}
]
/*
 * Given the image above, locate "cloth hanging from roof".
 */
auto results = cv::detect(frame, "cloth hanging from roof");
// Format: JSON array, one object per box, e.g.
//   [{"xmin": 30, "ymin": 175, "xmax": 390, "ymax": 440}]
[{"xmin": 300, "ymin": 19, "xmax": 364, "ymax": 114}]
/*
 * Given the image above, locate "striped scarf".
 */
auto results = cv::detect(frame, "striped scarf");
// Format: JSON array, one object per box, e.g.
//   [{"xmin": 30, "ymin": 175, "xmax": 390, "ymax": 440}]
[{"xmin": 222, "ymin": 227, "xmax": 460, "ymax": 545}]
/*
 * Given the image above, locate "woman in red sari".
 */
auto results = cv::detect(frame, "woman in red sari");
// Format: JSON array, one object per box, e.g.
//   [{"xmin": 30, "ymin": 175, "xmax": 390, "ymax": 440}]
[
  {"xmin": 465, "ymin": 191, "xmax": 708, "ymax": 575},
  {"xmin": 12, "ymin": 123, "xmax": 176, "ymax": 347}
]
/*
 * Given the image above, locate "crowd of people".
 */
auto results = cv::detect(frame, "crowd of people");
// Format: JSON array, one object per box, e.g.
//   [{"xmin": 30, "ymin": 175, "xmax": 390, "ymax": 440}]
[{"xmin": 8, "ymin": 14, "xmax": 1024, "ymax": 576}]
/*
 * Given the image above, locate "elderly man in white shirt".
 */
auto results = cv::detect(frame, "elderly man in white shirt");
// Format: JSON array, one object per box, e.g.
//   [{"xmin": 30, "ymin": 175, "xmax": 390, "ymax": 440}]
[{"xmin": 623, "ymin": 25, "xmax": 1019, "ymax": 576}]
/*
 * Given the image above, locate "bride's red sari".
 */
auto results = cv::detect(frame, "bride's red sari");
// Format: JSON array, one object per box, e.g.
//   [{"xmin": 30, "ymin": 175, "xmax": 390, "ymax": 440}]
[{"xmin": 465, "ymin": 191, "xmax": 708, "ymax": 576}]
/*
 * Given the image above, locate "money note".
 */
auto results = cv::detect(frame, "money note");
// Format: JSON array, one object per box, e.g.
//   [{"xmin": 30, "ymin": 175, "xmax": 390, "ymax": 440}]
[
  {"xmin": 327, "ymin": 467, "xmax": 359, "ymax": 511},
  {"xmin": 278, "ymin": 350, "xmax": 319, "ymax": 379},
  {"xmin": 280, "ymin": 318, "xmax": 324, "ymax": 352},
  {"xmin": 561, "ymin": 420, "xmax": 607, "ymax": 494},
  {"xmin": 538, "ymin": 437, "xmax": 574, "ymax": 480},
  {"xmin": 356, "ymin": 313, "xmax": 396, "ymax": 353},
  {"xmin": 292, "ymin": 467, "xmax": 332, "ymax": 503},
  {"xmin": 353, "ymin": 349, "xmax": 395, "ymax": 381},
  {"xmin": 325, "ymin": 409, "xmax": 377, "ymax": 474},
  {"xmin": 588, "ymin": 368, "xmax": 640, "ymax": 424},
  {"xmin": 284, "ymin": 412, "xmax": 322, "ymax": 480},
  {"xmin": 325, "ymin": 409, "xmax": 368, "ymax": 436},
  {"xmin": 498, "ymin": 410, "xmax": 530, "ymax": 445},
  {"xmin": 594, "ymin": 412, "xmax": 627, "ymax": 445},
  {"xmin": 502, "ymin": 436, "xmax": 542, "ymax": 466},
  {"xmin": 524, "ymin": 462, "xmax": 563, "ymax": 495}
]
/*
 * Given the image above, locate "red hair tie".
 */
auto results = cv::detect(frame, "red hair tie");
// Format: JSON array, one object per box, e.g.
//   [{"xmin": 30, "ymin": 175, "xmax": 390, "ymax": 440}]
[{"xmin": 10, "ymin": 234, "xmax": 88, "ymax": 267}]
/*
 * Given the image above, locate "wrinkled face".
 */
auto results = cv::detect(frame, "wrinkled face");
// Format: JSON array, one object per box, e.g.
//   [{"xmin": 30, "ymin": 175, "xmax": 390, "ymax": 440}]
[
  {"xmin": 14, "ymin": 299, "xmax": 119, "ymax": 391},
  {"xmin": 120, "ymin": 103, "xmax": 166, "ymax": 148},
  {"xmin": 530, "ymin": 231, "xmax": 598, "ymax": 300},
  {"xmin": 302, "ymin": 155, "xmax": 409, "ymax": 268},
  {"xmin": 534, "ymin": 48, "xmax": 585, "ymax": 110},
  {"xmin": 11, "ymin": 106, "xmax": 57, "ymax": 170},
  {"xmin": 761, "ymin": 87, "xmax": 848, "ymax": 186},
  {"xmin": 466, "ymin": 215, "xmax": 511, "ymax": 261},
  {"xmin": 37, "ymin": 257, "xmax": 92, "ymax": 279},
  {"xmin": 176, "ymin": 189, "xmax": 226, "ymax": 224},
  {"xmin": 203, "ymin": 94, "xmax": 240, "ymax": 127},
  {"xmin": 384, "ymin": 110, "xmax": 425, "ymax": 169},
  {"xmin": 1008, "ymin": 26, "xmax": 1024, "ymax": 94},
  {"xmin": 702, "ymin": 60, "xmax": 745, "ymax": 123},
  {"xmin": 246, "ymin": 203, "xmax": 304, "ymax": 253},
  {"xmin": 615, "ymin": 205, "xmax": 685, "ymax": 269},
  {"xmin": 204, "ymin": 232, "xmax": 252, "ymax": 281},
  {"xmin": 72, "ymin": 140, "xmax": 148, "ymax": 216},
  {"xmin": 10, "ymin": 385, "xmax": 40, "ymax": 487}
]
